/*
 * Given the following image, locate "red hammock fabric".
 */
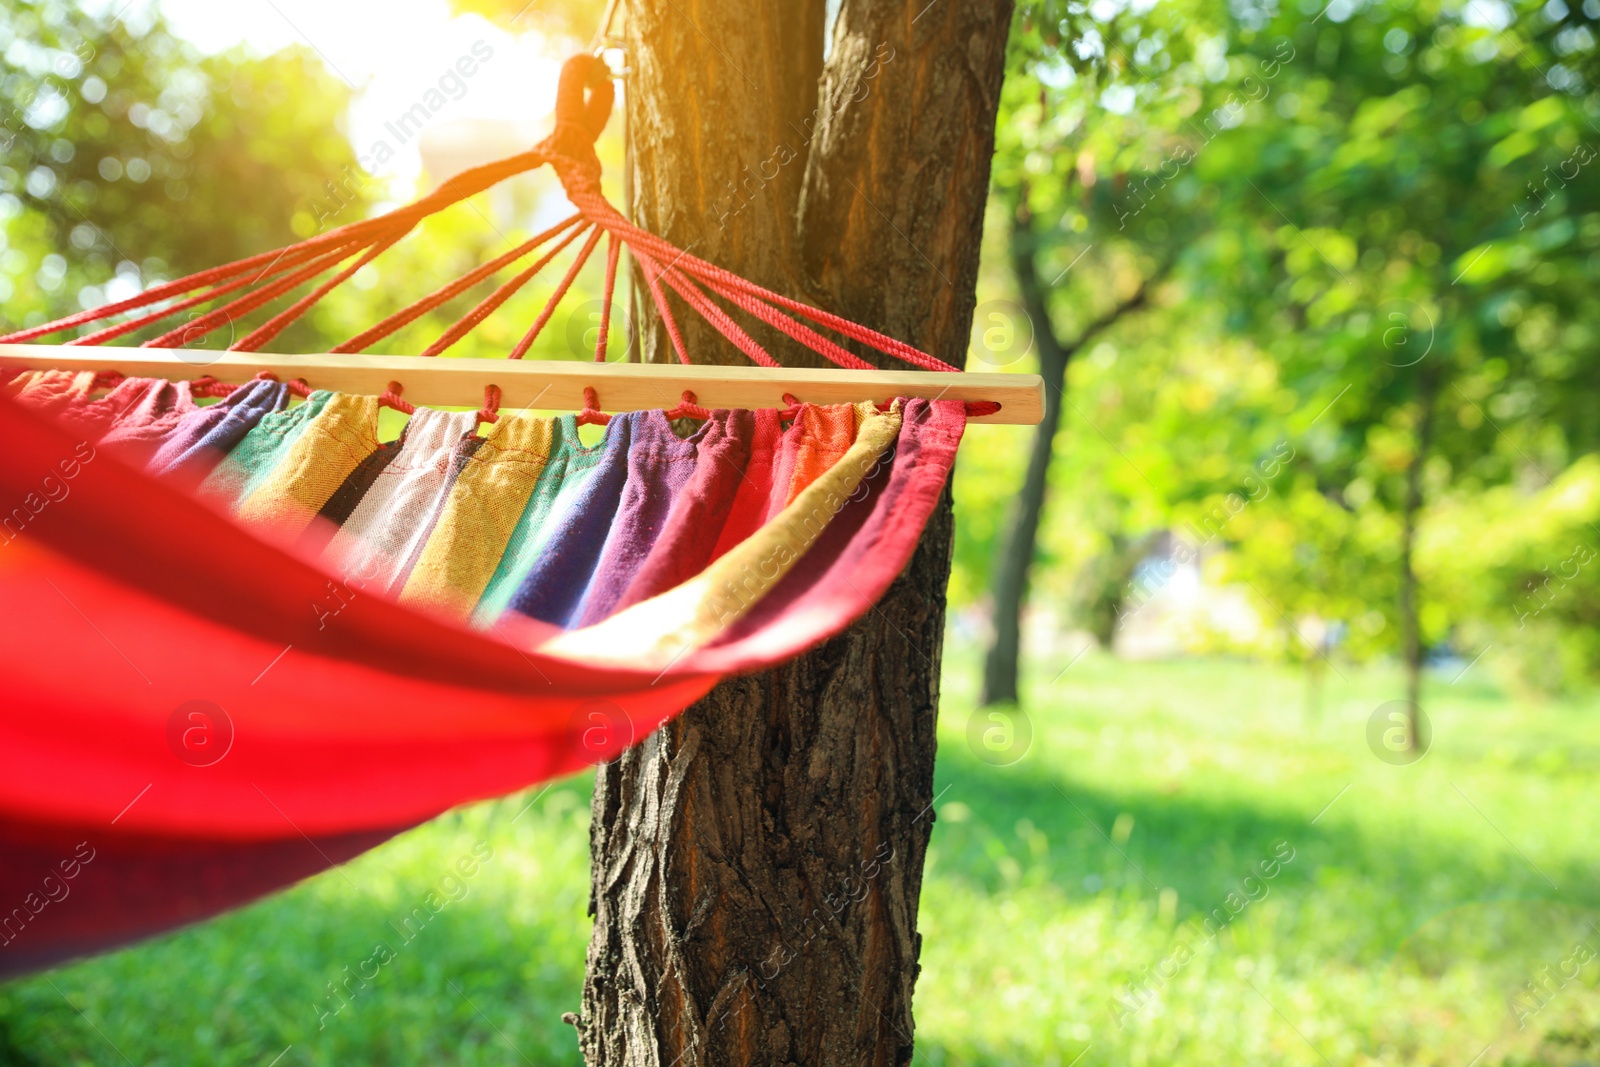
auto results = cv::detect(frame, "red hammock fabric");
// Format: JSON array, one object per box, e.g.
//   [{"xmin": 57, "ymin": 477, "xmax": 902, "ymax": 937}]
[{"xmin": 0, "ymin": 388, "xmax": 964, "ymax": 976}]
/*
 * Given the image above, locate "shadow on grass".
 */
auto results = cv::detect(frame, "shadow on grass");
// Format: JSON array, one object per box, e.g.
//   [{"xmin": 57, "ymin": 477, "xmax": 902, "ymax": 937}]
[
  {"xmin": 929, "ymin": 736, "xmax": 1599, "ymax": 964},
  {"xmin": 3, "ymin": 723, "xmax": 1596, "ymax": 1065},
  {"xmin": 910, "ymin": 1026, "xmax": 1600, "ymax": 1067},
  {"xmin": 0, "ymin": 883, "xmax": 591, "ymax": 1066},
  {"xmin": 0, "ymin": 1017, "xmax": 42, "ymax": 1067}
]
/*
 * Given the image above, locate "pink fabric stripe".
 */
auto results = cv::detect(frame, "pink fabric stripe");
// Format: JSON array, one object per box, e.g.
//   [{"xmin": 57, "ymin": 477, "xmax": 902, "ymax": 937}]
[{"xmin": 323, "ymin": 407, "xmax": 481, "ymax": 592}]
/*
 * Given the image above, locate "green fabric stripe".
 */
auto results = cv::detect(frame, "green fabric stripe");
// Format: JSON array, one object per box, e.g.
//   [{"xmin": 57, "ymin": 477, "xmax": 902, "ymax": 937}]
[
  {"xmin": 197, "ymin": 391, "xmax": 334, "ymax": 510},
  {"xmin": 474, "ymin": 415, "xmax": 609, "ymax": 625}
]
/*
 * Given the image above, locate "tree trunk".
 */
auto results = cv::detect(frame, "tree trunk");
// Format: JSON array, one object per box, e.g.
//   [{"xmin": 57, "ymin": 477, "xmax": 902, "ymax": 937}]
[
  {"xmin": 979, "ymin": 200, "xmax": 1067, "ymax": 706},
  {"xmin": 978, "ymin": 202, "xmax": 1157, "ymax": 706},
  {"xmin": 569, "ymin": 3, "xmax": 1014, "ymax": 1065},
  {"xmin": 1398, "ymin": 362, "xmax": 1439, "ymax": 748}
]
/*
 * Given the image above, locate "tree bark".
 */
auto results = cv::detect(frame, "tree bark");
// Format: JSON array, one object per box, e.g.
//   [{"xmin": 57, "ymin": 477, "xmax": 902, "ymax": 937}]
[
  {"xmin": 569, "ymin": 3, "xmax": 1014, "ymax": 1066},
  {"xmin": 978, "ymin": 200, "xmax": 1155, "ymax": 706},
  {"xmin": 1398, "ymin": 361, "xmax": 1439, "ymax": 748}
]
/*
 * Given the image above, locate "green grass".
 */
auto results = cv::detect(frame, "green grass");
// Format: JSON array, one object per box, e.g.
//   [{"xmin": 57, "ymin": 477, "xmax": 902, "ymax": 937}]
[{"xmin": 4, "ymin": 654, "xmax": 1598, "ymax": 1065}]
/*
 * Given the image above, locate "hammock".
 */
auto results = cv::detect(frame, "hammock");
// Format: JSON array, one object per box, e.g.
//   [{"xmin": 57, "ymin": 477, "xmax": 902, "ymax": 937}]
[{"xmin": 0, "ymin": 55, "xmax": 1035, "ymax": 978}]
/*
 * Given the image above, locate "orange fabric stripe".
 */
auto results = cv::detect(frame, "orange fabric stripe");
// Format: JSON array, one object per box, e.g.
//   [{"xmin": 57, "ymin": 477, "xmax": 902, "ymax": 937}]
[{"xmin": 773, "ymin": 402, "xmax": 868, "ymax": 513}]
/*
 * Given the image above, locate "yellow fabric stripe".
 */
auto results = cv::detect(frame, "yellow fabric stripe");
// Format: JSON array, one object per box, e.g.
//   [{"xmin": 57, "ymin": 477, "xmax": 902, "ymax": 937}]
[
  {"xmin": 539, "ymin": 401, "xmax": 902, "ymax": 669},
  {"xmin": 234, "ymin": 393, "xmax": 381, "ymax": 540},
  {"xmin": 400, "ymin": 412, "xmax": 556, "ymax": 620}
]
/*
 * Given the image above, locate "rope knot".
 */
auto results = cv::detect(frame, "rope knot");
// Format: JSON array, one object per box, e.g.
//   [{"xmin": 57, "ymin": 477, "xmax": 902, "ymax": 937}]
[
  {"xmin": 378, "ymin": 379, "xmax": 415, "ymax": 415},
  {"xmin": 552, "ymin": 54, "xmax": 614, "ymax": 147},
  {"xmin": 477, "ymin": 383, "xmax": 502, "ymax": 424},
  {"xmin": 577, "ymin": 384, "xmax": 611, "ymax": 426},
  {"xmin": 539, "ymin": 53, "xmax": 613, "ymax": 198}
]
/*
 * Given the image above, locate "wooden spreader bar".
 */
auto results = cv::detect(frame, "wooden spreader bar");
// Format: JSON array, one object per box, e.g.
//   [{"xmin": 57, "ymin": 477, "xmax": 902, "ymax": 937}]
[{"xmin": 0, "ymin": 345, "xmax": 1045, "ymax": 425}]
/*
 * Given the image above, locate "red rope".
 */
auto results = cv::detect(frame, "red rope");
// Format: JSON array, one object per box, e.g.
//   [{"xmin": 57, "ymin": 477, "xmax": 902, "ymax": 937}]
[
  {"xmin": 561, "ymin": 184, "xmax": 959, "ymax": 371},
  {"xmin": 5, "ymin": 238, "xmax": 351, "ymax": 345},
  {"xmin": 421, "ymin": 219, "xmax": 592, "ymax": 358},
  {"xmin": 630, "ymin": 249, "xmax": 692, "ymax": 366},
  {"xmin": 477, "ymin": 383, "xmax": 502, "ymax": 424},
  {"xmin": 233, "ymin": 234, "xmax": 401, "ymax": 352},
  {"xmin": 378, "ymin": 379, "xmax": 414, "ymax": 415},
  {"xmin": 191, "ymin": 376, "xmax": 232, "ymax": 398},
  {"xmin": 654, "ymin": 266, "xmax": 779, "ymax": 368},
  {"xmin": 0, "ymin": 147, "xmax": 550, "ymax": 346},
  {"xmin": 336, "ymin": 213, "xmax": 585, "ymax": 354},
  {"xmin": 595, "ymin": 233, "xmax": 621, "ymax": 362},
  {"xmin": 5, "ymin": 51, "xmax": 977, "ymax": 428},
  {"xmin": 576, "ymin": 385, "xmax": 610, "ymax": 426},
  {"xmin": 697, "ymin": 273, "xmax": 873, "ymax": 370},
  {"xmin": 191, "ymin": 369, "xmax": 284, "ymax": 398},
  {"xmin": 145, "ymin": 239, "xmax": 368, "ymax": 350},
  {"xmin": 508, "ymin": 223, "xmax": 605, "ymax": 360},
  {"xmin": 663, "ymin": 390, "xmax": 709, "ymax": 420},
  {"xmin": 64, "ymin": 237, "xmax": 363, "ymax": 348}
]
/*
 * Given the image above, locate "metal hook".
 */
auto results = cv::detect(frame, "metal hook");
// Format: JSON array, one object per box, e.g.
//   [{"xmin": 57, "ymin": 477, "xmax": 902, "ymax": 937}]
[{"xmin": 593, "ymin": 42, "xmax": 632, "ymax": 79}]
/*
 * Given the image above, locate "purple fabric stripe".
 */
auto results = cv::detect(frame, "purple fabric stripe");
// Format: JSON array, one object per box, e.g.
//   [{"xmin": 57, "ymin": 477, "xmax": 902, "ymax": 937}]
[
  {"xmin": 97, "ymin": 379, "xmax": 197, "ymax": 466},
  {"xmin": 148, "ymin": 379, "xmax": 290, "ymax": 483},
  {"xmin": 608, "ymin": 406, "xmax": 758, "ymax": 614},
  {"xmin": 505, "ymin": 411, "xmax": 669, "ymax": 628},
  {"xmin": 569, "ymin": 406, "xmax": 742, "ymax": 627}
]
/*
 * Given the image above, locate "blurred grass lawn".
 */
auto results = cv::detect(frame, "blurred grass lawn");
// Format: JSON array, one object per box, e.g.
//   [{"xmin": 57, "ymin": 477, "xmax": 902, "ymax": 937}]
[{"xmin": 3, "ymin": 653, "xmax": 1598, "ymax": 1066}]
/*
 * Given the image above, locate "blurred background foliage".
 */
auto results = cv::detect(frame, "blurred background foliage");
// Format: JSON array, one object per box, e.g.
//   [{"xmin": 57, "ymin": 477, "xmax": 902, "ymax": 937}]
[
  {"xmin": 963, "ymin": 0, "xmax": 1600, "ymax": 701},
  {"xmin": 1, "ymin": 3, "xmax": 360, "ymax": 341},
  {"xmin": 0, "ymin": 0, "xmax": 627, "ymax": 362}
]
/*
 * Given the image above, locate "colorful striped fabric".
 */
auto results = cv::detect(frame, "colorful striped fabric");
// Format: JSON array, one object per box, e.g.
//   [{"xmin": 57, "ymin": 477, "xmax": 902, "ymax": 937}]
[
  {"xmin": 400, "ymin": 411, "xmax": 558, "ymax": 620},
  {"xmin": 0, "ymin": 380, "xmax": 966, "ymax": 977},
  {"xmin": 542, "ymin": 400, "xmax": 904, "ymax": 668},
  {"xmin": 197, "ymin": 389, "xmax": 336, "ymax": 508},
  {"xmin": 321, "ymin": 406, "xmax": 477, "ymax": 592},
  {"xmin": 149, "ymin": 377, "xmax": 290, "ymax": 484},
  {"xmin": 90, "ymin": 378, "xmax": 197, "ymax": 467},
  {"xmin": 49, "ymin": 376, "xmax": 194, "ymax": 450},
  {"xmin": 476, "ymin": 414, "xmax": 610, "ymax": 623},
  {"xmin": 8, "ymin": 381, "xmax": 917, "ymax": 653},
  {"xmin": 233, "ymin": 392, "xmax": 381, "ymax": 541}
]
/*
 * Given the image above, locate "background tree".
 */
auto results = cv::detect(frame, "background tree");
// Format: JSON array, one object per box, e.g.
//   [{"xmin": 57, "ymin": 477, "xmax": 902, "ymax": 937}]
[
  {"xmin": 962, "ymin": 0, "xmax": 1600, "ymax": 713},
  {"xmin": 974, "ymin": 0, "xmax": 1242, "ymax": 701},
  {"xmin": 977, "ymin": 189, "xmax": 1159, "ymax": 705},
  {"xmin": 1, "ymin": 2, "xmax": 365, "ymax": 339},
  {"xmin": 1183, "ymin": 0, "xmax": 1600, "ymax": 731}
]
